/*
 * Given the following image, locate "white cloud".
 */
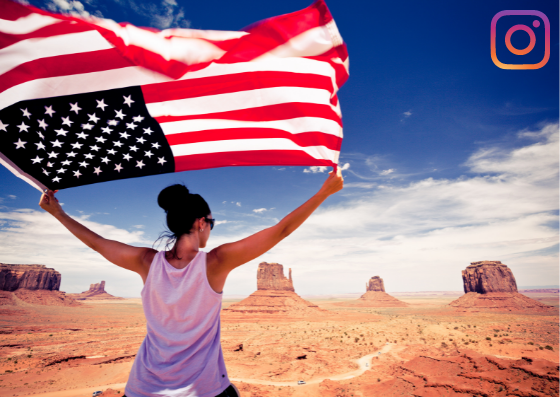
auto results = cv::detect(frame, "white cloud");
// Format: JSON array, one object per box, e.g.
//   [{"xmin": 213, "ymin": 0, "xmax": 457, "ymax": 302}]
[
  {"xmin": 222, "ymin": 201, "xmax": 227, "ymax": 204},
  {"xmin": 46, "ymin": 0, "xmax": 92, "ymax": 17},
  {"xmin": 303, "ymin": 166, "xmax": 328, "ymax": 173},
  {"xmin": 380, "ymin": 168, "xmax": 395, "ymax": 176},
  {"xmin": 221, "ymin": 123, "xmax": 559, "ymax": 295},
  {"xmin": 131, "ymin": 225, "xmax": 145, "ymax": 229},
  {"xmin": 215, "ymin": 220, "xmax": 229, "ymax": 225},
  {"xmin": 236, "ymin": 202, "xmax": 241, "ymax": 207},
  {"xmin": 403, "ymin": 110, "xmax": 412, "ymax": 117},
  {"xmin": 8, "ymin": 195, "xmax": 16, "ymax": 199},
  {"xmin": 341, "ymin": 163, "xmax": 350, "ymax": 171},
  {"xmin": 253, "ymin": 208, "xmax": 267, "ymax": 214}
]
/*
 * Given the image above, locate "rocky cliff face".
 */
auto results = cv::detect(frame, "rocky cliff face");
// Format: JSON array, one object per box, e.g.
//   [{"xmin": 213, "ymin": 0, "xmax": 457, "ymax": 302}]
[
  {"xmin": 366, "ymin": 276, "xmax": 385, "ymax": 292},
  {"xmin": 69, "ymin": 280, "xmax": 123, "ymax": 300},
  {"xmin": 462, "ymin": 261, "xmax": 517, "ymax": 293},
  {"xmin": 0, "ymin": 264, "xmax": 61, "ymax": 291},
  {"xmin": 257, "ymin": 262, "xmax": 294, "ymax": 292},
  {"xmin": 89, "ymin": 281, "xmax": 106, "ymax": 294}
]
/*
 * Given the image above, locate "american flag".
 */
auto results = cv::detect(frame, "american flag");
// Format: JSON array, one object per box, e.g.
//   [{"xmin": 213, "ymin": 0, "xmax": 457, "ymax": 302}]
[{"xmin": 0, "ymin": 0, "xmax": 349, "ymax": 191}]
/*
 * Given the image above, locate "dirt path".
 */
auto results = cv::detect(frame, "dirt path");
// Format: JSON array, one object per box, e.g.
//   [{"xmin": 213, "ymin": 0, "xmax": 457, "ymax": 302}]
[
  {"xmin": 229, "ymin": 343, "xmax": 394, "ymax": 386},
  {"xmin": 30, "ymin": 383, "xmax": 127, "ymax": 397}
]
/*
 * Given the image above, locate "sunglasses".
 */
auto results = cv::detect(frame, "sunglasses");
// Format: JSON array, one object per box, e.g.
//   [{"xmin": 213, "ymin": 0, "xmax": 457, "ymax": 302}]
[{"xmin": 205, "ymin": 217, "xmax": 216, "ymax": 230}]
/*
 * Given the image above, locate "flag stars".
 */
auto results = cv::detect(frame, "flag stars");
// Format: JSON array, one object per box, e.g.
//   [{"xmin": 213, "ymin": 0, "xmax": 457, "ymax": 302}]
[
  {"xmin": 71, "ymin": 142, "xmax": 83, "ymax": 149},
  {"xmin": 67, "ymin": 152, "xmax": 77, "ymax": 157},
  {"xmin": 14, "ymin": 139, "xmax": 26, "ymax": 149},
  {"xmin": 21, "ymin": 108, "xmax": 31, "ymax": 118},
  {"xmin": 136, "ymin": 137, "xmax": 146, "ymax": 144},
  {"xmin": 82, "ymin": 123, "xmax": 94, "ymax": 130},
  {"xmin": 129, "ymin": 145, "xmax": 138, "ymax": 152},
  {"xmin": 79, "ymin": 161, "xmax": 89, "ymax": 168},
  {"xmin": 95, "ymin": 136, "xmax": 107, "ymax": 143},
  {"xmin": 133, "ymin": 115, "xmax": 144, "ymax": 123},
  {"xmin": 143, "ymin": 127, "xmax": 153, "ymax": 135},
  {"xmin": 38, "ymin": 119, "xmax": 48, "ymax": 130},
  {"xmin": 90, "ymin": 145, "xmax": 100, "ymax": 152},
  {"xmin": 123, "ymin": 95, "xmax": 134, "ymax": 107},
  {"xmin": 55, "ymin": 128, "xmax": 68, "ymax": 136},
  {"xmin": 101, "ymin": 127, "xmax": 113, "ymax": 134},
  {"xmin": 31, "ymin": 156, "xmax": 43, "ymax": 164},
  {"xmin": 51, "ymin": 140, "xmax": 63, "ymax": 148},
  {"xmin": 0, "ymin": 120, "xmax": 8, "ymax": 131},
  {"xmin": 57, "ymin": 168, "xmax": 66, "ymax": 174},
  {"xmin": 76, "ymin": 132, "xmax": 88, "ymax": 139},
  {"xmin": 35, "ymin": 142, "xmax": 46, "ymax": 150},
  {"xmin": 144, "ymin": 150, "xmax": 153, "ymax": 158},
  {"xmin": 88, "ymin": 113, "xmax": 100, "ymax": 123},
  {"xmin": 38, "ymin": 132, "xmax": 44, "ymax": 139},
  {"xmin": 73, "ymin": 170, "xmax": 82, "ymax": 178},
  {"xmin": 152, "ymin": 142, "xmax": 161, "ymax": 149},
  {"xmin": 96, "ymin": 99, "xmax": 108, "ymax": 111},
  {"xmin": 70, "ymin": 102, "xmax": 81, "ymax": 114},
  {"xmin": 47, "ymin": 162, "xmax": 53, "ymax": 168},
  {"xmin": 119, "ymin": 131, "xmax": 130, "ymax": 139},
  {"xmin": 158, "ymin": 157, "xmax": 167, "ymax": 165},
  {"xmin": 115, "ymin": 109, "xmax": 126, "ymax": 119},
  {"xmin": 93, "ymin": 167, "xmax": 102, "ymax": 176},
  {"xmin": 52, "ymin": 176, "xmax": 61, "ymax": 183},
  {"xmin": 17, "ymin": 122, "xmax": 29, "ymax": 132},
  {"xmin": 114, "ymin": 164, "xmax": 123, "ymax": 172},
  {"xmin": 61, "ymin": 116, "xmax": 73, "ymax": 126},
  {"xmin": 48, "ymin": 151, "xmax": 58, "ymax": 158},
  {"xmin": 61, "ymin": 160, "xmax": 72, "ymax": 166},
  {"xmin": 126, "ymin": 122, "xmax": 138, "ymax": 130},
  {"xmin": 84, "ymin": 153, "xmax": 94, "ymax": 159},
  {"xmin": 123, "ymin": 153, "xmax": 132, "ymax": 161},
  {"xmin": 136, "ymin": 160, "xmax": 145, "ymax": 169},
  {"xmin": 107, "ymin": 149, "xmax": 117, "ymax": 155},
  {"xmin": 45, "ymin": 106, "xmax": 55, "ymax": 117},
  {"xmin": 101, "ymin": 157, "xmax": 110, "ymax": 164},
  {"xmin": 108, "ymin": 120, "xmax": 118, "ymax": 126},
  {"xmin": 42, "ymin": 169, "xmax": 50, "ymax": 176},
  {"xmin": 113, "ymin": 141, "xmax": 123, "ymax": 148}
]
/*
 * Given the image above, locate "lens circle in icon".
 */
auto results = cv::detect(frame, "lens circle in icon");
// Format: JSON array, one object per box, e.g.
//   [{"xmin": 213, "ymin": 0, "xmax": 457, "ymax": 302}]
[
  {"xmin": 533, "ymin": 20, "xmax": 540, "ymax": 28},
  {"xmin": 505, "ymin": 24, "xmax": 536, "ymax": 55}
]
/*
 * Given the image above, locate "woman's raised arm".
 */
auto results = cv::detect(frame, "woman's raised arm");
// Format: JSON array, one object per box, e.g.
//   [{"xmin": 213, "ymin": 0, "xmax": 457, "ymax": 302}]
[
  {"xmin": 39, "ymin": 190, "xmax": 155, "ymax": 281},
  {"xmin": 207, "ymin": 168, "xmax": 343, "ymax": 285}
]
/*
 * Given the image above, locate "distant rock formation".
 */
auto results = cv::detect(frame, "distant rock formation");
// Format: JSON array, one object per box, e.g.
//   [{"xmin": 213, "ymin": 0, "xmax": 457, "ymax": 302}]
[
  {"xmin": 450, "ymin": 261, "xmax": 555, "ymax": 312},
  {"xmin": 366, "ymin": 276, "xmax": 385, "ymax": 292},
  {"xmin": 336, "ymin": 276, "xmax": 408, "ymax": 308},
  {"xmin": 257, "ymin": 262, "xmax": 294, "ymax": 291},
  {"xmin": 462, "ymin": 261, "xmax": 517, "ymax": 293},
  {"xmin": 68, "ymin": 281, "xmax": 124, "ymax": 300},
  {"xmin": 224, "ymin": 262, "xmax": 324, "ymax": 315},
  {"xmin": 0, "ymin": 264, "xmax": 61, "ymax": 291}
]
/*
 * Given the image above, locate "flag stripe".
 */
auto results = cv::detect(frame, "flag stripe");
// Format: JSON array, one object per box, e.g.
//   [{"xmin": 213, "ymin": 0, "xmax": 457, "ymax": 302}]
[
  {"xmin": 0, "ymin": 49, "xmax": 135, "ymax": 94},
  {"xmin": 0, "ymin": 21, "xmax": 94, "ymax": 50},
  {"xmin": 174, "ymin": 150, "xmax": 335, "ymax": 172},
  {"xmin": 153, "ymin": 103, "xmax": 342, "ymax": 125},
  {"xmin": 161, "ymin": 117, "xmax": 342, "ymax": 138},
  {"xmin": 0, "ymin": 13, "xmax": 62, "ymax": 35},
  {"xmin": 165, "ymin": 128, "xmax": 342, "ymax": 151},
  {"xmin": 146, "ymin": 86, "xmax": 333, "ymax": 118},
  {"xmin": 0, "ymin": 30, "xmax": 113, "ymax": 76}
]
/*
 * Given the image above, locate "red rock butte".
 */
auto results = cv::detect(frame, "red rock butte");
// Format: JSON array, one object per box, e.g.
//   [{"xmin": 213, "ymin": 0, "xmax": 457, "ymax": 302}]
[
  {"xmin": 450, "ymin": 261, "xmax": 555, "ymax": 312},
  {"xmin": 336, "ymin": 276, "xmax": 408, "ymax": 307},
  {"xmin": 224, "ymin": 262, "xmax": 324, "ymax": 315},
  {"xmin": 68, "ymin": 281, "xmax": 124, "ymax": 300},
  {"xmin": 0, "ymin": 263, "xmax": 79, "ymax": 306}
]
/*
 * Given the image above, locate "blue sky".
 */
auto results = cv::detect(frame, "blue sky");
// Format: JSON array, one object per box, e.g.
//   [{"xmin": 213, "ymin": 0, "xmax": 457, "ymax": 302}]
[{"xmin": 0, "ymin": 0, "xmax": 558, "ymax": 297}]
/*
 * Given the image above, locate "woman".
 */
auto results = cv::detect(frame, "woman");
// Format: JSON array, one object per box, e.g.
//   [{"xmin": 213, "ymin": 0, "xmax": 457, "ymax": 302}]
[{"xmin": 39, "ymin": 169, "xmax": 343, "ymax": 397}]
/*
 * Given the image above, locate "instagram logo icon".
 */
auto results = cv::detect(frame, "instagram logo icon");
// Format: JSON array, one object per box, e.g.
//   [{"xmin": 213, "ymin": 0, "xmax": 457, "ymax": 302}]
[{"xmin": 491, "ymin": 10, "xmax": 550, "ymax": 69}]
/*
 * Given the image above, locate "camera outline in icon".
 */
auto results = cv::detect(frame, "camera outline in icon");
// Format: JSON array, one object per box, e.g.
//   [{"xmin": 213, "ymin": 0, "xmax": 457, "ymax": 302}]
[{"xmin": 491, "ymin": 10, "xmax": 550, "ymax": 70}]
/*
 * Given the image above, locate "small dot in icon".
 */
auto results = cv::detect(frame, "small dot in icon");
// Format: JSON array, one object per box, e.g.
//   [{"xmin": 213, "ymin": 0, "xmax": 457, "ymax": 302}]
[{"xmin": 533, "ymin": 20, "xmax": 540, "ymax": 28}]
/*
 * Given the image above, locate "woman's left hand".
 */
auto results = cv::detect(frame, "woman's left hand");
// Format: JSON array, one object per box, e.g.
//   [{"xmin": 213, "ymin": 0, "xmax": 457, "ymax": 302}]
[{"xmin": 39, "ymin": 189, "xmax": 63, "ymax": 217}]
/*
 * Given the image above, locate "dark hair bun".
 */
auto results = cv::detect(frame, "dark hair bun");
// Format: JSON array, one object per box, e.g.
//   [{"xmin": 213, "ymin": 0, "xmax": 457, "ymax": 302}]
[{"xmin": 157, "ymin": 184, "xmax": 190, "ymax": 212}]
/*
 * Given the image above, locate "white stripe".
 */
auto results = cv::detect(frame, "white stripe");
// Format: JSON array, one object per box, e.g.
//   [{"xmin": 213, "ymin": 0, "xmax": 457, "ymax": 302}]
[
  {"xmin": 160, "ymin": 117, "xmax": 342, "ymax": 138},
  {"xmin": 160, "ymin": 28, "xmax": 248, "ymax": 41},
  {"xmin": 147, "ymin": 86, "xmax": 332, "ymax": 117},
  {"xmin": 254, "ymin": 26, "xmax": 333, "ymax": 60},
  {"xmin": 171, "ymin": 138, "xmax": 338, "ymax": 161},
  {"xmin": 0, "ymin": 30, "xmax": 112, "ymax": 76},
  {"xmin": 0, "ymin": 153, "xmax": 46, "ymax": 191},
  {"xmin": 0, "ymin": 13, "xmax": 61, "ymax": 35},
  {"xmin": 0, "ymin": 58, "xmax": 337, "ymax": 110}
]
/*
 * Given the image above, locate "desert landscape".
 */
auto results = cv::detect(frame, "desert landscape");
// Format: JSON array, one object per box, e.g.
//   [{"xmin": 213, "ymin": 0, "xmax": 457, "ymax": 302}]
[{"xmin": 0, "ymin": 261, "xmax": 558, "ymax": 397}]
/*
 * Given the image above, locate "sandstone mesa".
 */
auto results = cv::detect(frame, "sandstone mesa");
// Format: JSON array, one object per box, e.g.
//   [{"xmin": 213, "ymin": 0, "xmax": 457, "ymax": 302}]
[{"xmin": 68, "ymin": 280, "xmax": 124, "ymax": 300}]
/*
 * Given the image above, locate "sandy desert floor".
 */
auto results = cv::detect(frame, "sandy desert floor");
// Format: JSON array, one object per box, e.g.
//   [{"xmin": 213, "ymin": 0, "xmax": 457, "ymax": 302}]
[{"xmin": 0, "ymin": 293, "xmax": 558, "ymax": 397}]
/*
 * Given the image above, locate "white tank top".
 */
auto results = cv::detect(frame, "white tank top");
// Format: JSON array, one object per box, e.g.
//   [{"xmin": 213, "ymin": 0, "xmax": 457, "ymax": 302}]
[{"xmin": 125, "ymin": 251, "xmax": 230, "ymax": 397}]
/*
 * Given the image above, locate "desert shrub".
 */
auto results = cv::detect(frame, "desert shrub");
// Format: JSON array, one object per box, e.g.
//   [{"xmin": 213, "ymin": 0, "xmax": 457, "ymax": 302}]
[
  {"xmin": 454, "ymin": 327, "xmax": 458, "ymax": 330},
  {"xmin": 377, "ymin": 378, "xmax": 381, "ymax": 382},
  {"xmin": 441, "ymin": 342, "xmax": 448, "ymax": 348},
  {"xmin": 528, "ymin": 342, "xmax": 534, "ymax": 345},
  {"xmin": 545, "ymin": 345, "xmax": 553, "ymax": 351},
  {"xmin": 486, "ymin": 337, "xmax": 491, "ymax": 341},
  {"xmin": 539, "ymin": 347, "xmax": 543, "ymax": 350}
]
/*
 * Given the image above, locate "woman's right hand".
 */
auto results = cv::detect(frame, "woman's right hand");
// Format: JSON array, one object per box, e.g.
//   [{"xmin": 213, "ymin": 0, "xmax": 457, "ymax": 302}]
[
  {"xmin": 39, "ymin": 189, "xmax": 64, "ymax": 217},
  {"xmin": 318, "ymin": 167, "xmax": 344, "ymax": 197}
]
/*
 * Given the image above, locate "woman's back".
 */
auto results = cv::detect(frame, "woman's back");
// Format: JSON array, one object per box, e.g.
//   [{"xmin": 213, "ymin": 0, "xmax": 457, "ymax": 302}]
[{"xmin": 125, "ymin": 251, "xmax": 230, "ymax": 397}]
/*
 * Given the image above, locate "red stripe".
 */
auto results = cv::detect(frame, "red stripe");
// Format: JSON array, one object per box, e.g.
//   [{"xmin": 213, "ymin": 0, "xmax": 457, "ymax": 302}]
[
  {"xmin": 154, "ymin": 103, "xmax": 342, "ymax": 126},
  {"xmin": 166, "ymin": 129, "xmax": 341, "ymax": 151},
  {"xmin": 0, "ymin": 21, "xmax": 93, "ymax": 50},
  {"xmin": 0, "ymin": 49, "xmax": 134, "ymax": 94},
  {"xmin": 218, "ymin": 0, "xmax": 333, "ymax": 64},
  {"xmin": 0, "ymin": 0, "xmax": 32, "ymax": 20},
  {"xmin": 174, "ymin": 150, "xmax": 335, "ymax": 172},
  {"xmin": 141, "ymin": 71, "xmax": 333, "ymax": 104},
  {"xmin": 306, "ymin": 46, "xmax": 349, "ymax": 89}
]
